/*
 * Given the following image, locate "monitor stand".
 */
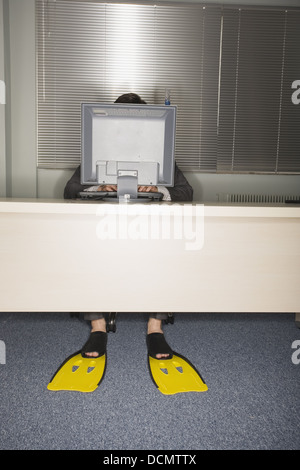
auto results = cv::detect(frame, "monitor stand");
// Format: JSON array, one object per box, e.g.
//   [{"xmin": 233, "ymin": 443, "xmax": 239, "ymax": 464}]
[
  {"xmin": 117, "ymin": 170, "xmax": 138, "ymax": 202},
  {"xmin": 115, "ymin": 170, "xmax": 154, "ymax": 203}
]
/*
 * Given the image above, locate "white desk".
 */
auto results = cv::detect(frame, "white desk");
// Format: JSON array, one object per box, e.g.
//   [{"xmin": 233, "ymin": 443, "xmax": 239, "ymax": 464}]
[{"xmin": 0, "ymin": 199, "xmax": 299, "ymax": 322}]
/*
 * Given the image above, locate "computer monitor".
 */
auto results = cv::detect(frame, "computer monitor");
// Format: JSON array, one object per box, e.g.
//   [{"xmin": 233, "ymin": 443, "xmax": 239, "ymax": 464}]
[{"xmin": 81, "ymin": 103, "xmax": 176, "ymax": 199}]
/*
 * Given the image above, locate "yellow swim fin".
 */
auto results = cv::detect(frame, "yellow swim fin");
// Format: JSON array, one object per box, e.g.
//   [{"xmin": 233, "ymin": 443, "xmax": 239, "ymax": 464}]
[
  {"xmin": 47, "ymin": 351, "xmax": 106, "ymax": 393},
  {"xmin": 148, "ymin": 352, "xmax": 208, "ymax": 395}
]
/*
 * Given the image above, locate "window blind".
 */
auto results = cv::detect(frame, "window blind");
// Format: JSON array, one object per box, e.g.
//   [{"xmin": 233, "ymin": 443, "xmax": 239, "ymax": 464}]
[
  {"xmin": 36, "ymin": 0, "xmax": 221, "ymax": 170},
  {"xmin": 218, "ymin": 7, "xmax": 300, "ymax": 174},
  {"xmin": 36, "ymin": 1, "xmax": 300, "ymax": 174}
]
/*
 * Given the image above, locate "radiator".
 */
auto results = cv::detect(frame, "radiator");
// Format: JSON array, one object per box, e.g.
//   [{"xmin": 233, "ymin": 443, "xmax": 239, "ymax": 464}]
[{"xmin": 221, "ymin": 193, "xmax": 300, "ymax": 204}]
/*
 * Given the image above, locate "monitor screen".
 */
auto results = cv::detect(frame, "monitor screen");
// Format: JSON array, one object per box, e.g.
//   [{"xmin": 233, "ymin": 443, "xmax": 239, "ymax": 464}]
[{"xmin": 81, "ymin": 103, "xmax": 176, "ymax": 188}]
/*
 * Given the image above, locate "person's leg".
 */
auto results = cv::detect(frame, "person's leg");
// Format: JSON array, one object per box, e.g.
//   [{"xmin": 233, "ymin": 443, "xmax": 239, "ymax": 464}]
[
  {"xmin": 83, "ymin": 313, "xmax": 107, "ymax": 331},
  {"xmin": 147, "ymin": 316, "xmax": 163, "ymax": 335},
  {"xmin": 147, "ymin": 313, "xmax": 168, "ymax": 331},
  {"xmin": 82, "ymin": 313, "xmax": 107, "ymax": 357}
]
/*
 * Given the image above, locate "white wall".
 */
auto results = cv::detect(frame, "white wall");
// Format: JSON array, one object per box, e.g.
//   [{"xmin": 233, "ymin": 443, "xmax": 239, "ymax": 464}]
[
  {"xmin": 4, "ymin": 0, "xmax": 36, "ymax": 198},
  {"xmin": 3, "ymin": 0, "xmax": 300, "ymax": 202}
]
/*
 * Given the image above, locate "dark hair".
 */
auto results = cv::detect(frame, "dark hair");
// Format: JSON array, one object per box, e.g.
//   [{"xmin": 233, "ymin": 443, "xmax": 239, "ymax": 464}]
[{"xmin": 114, "ymin": 93, "xmax": 146, "ymax": 104}]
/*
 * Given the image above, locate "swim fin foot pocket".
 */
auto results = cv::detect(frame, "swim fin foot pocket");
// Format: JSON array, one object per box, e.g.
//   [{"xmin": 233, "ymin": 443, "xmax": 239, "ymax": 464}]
[
  {"xmin": 81, "ymin": 331, "xmax": 107, "ymax": 358},
  {"xmin": 146, "ymin": 332, "xmax": 173, "ymax": 359}
]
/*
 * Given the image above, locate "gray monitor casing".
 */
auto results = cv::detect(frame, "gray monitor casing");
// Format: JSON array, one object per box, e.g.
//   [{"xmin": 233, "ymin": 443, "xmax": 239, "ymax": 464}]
[{"xmin": 81, "ymin": 103, "xmax": 176, "ymax": 188}]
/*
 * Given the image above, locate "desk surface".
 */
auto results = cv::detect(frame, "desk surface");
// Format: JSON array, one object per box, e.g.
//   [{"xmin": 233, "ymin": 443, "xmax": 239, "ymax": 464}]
[{"xmin": 0, "ymin": 198, "xmax": 299, "ymax": 218}]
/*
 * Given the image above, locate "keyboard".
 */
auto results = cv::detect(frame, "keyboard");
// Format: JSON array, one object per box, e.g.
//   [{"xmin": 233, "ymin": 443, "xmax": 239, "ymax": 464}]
[{"xmin": 78, "ymin": 191, "xmax": 163, "ymax": 201}]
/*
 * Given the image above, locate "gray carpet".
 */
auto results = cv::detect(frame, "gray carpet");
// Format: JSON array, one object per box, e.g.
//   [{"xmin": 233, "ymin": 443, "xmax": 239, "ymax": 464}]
[{"xmin": 0, "ymin": 312, "xmax": 299, "ymax": 450}]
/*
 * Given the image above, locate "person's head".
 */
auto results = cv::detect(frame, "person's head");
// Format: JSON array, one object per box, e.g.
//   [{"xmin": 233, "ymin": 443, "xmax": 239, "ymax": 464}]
[{"xmin": 115, "ymin": 93, "xmax": 146, "ymax": 104}]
